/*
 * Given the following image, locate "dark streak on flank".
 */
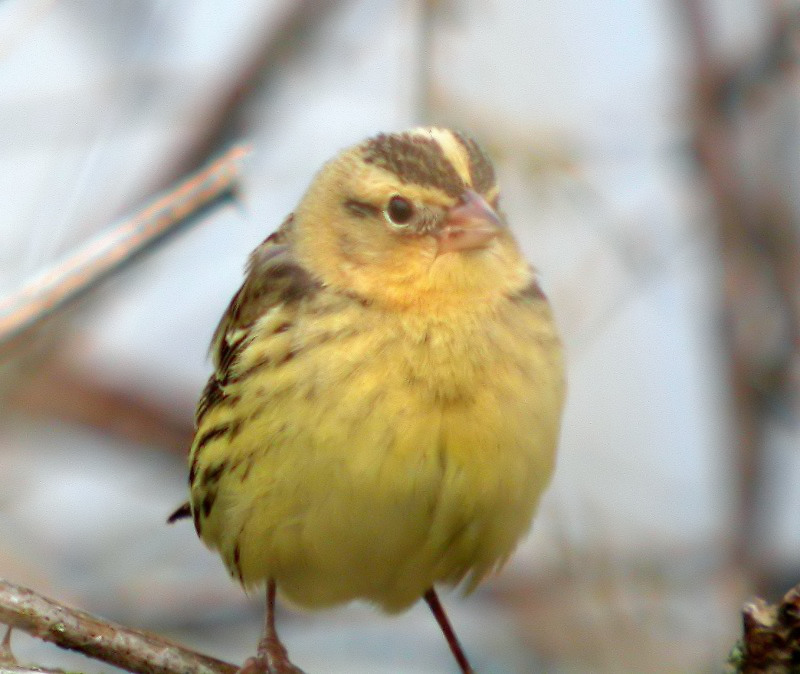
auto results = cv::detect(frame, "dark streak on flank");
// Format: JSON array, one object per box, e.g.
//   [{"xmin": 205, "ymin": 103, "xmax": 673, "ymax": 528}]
[
  {"xmin": 201, "ymin": 490, "xmax": 217, "ymax": 518},
  {"xmin": 344, "ymin": 199, "xmax": 381, "ymax": 218},
  {"xmin": 189, "ymin": 458, "xmax": 198, "ymax": 486},
  {"xmin": 452, "ymin": 131, "xmax": 496, "ymax": 195},
  {"xmin": 241, "ymin": 456, "xmax": 254, "ymax": 482},
  {"xmin": 195, "ymin": 379, "xmax": 222, "ymax": 425},
  {"xmin": 233, "ymin": 542, "xmax": 243, "ymax": 582},
  {"xmin": 196, "ymin": 383, "xmax": 241, "ymax": 428},
  {"xmin": 226, "ymin": 355, "xmax": 272, "ymax": 384},
  {"xmin": 202, "ymin": 459, "xmax": 229, "ymax": 488},
  {"xmin": 220, "ymin": 328, "xmax": 251, "ymax": 370},
  {"xmin": 195, "ymin": 424, "xmax": 230, "ymax": 454},
  {"xmin": 362, "ymin": 132, "xmax": 464, "ymax": 198}
]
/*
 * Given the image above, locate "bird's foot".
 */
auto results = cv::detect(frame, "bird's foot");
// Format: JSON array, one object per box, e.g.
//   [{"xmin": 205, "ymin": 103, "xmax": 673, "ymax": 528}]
[
  {"xmin": 237, "ymin": 642, "xmax": 305, "ymax": 674},
  {"xmin": 237, "ymin": 654, "xmax": 305, "ymax": 674},
  {"xmin": 0, "ymin": 627, "xmax": 16, "ymax": 665}
]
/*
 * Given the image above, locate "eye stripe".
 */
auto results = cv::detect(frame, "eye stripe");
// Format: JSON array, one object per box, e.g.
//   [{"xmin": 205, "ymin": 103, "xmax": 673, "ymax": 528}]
[{"xmin": 344, "ymin": 199, "xmax": 381, "ymax": 218}]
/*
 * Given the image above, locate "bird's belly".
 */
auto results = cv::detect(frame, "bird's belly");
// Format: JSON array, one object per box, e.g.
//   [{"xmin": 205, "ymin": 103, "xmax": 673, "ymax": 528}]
[{"xmin": 199, "ymin": 309, "xmax": 563, "ymax": 611}]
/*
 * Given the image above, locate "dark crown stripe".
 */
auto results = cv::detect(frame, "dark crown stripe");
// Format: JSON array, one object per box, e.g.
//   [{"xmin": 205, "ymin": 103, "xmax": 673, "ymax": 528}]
[
  {"xmin": 452, "ymin": 131, "xmax": 496, "ymax": 194},
  {"xmin": 361, "ymin": 132, "xmax": 465, "ymax": 197}
]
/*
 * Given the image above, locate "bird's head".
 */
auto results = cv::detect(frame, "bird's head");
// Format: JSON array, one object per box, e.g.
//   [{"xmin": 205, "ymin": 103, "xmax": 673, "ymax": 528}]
[{"xmin": 292, "ymin": 127, "xmax": 531, "ymax": 310}]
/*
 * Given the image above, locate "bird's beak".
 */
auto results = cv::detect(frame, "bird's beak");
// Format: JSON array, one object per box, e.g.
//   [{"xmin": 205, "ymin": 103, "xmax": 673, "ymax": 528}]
[{"xmin": 437, "ymin": 190, "xmax": 503, "ymax": 254}]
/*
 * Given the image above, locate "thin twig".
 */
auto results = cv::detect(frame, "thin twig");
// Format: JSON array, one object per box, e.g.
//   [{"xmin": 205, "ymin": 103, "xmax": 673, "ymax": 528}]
[
  {"xmin": 0, "ymin": 579, "xmax": 237, "ymax": 674},
  {"xmin": 0, "ymin": 144, "xmax": 250, "ymax": 350}
]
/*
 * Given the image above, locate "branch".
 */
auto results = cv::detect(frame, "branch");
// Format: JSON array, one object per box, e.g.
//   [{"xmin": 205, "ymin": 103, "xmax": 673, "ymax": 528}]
[
  {"xmin": 0, "ymin": 144, "xmax": 249, "ymax": 351},
  {"xmin": 678, "ymin": 0, "xmax": 800, "ymax": 590},
  {"xmin": 728, "ymin": 582, "xmax": 800, "ymax": 672},
  {"xmin": 0, "ymin": 579, "xmax": 237, "ymax": 674},
  {"xmin": 6, "ymin": 357, "xmax": 194, "ymax": 455}
]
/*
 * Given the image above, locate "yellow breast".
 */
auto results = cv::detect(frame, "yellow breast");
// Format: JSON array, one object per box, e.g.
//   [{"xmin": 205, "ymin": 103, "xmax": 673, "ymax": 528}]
[{"xmin": 190, "ymin": 287, "xmax": 564, "ymax": 612}]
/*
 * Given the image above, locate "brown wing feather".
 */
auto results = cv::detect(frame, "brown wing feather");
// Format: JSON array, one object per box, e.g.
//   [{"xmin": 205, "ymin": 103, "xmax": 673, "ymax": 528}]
[
  {"xmin": 208, "ymin": 214, "xmax": 294, "ymax": 371},
  {"xmin": 194, "ymin": 213, "xmax": 321, "ymax": 428}
]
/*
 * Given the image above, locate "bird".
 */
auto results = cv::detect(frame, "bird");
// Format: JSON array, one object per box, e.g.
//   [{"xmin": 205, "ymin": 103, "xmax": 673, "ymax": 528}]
[{"xmin": 169, "ymin": 127, "xmax": 566, "ymax": 673}]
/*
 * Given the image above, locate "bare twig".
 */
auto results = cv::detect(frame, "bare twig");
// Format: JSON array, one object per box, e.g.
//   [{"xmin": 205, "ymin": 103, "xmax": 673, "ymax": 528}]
[
  {"xmin": 0, "ymin": 579, "xmax": 237, "ymax": 674},
  {"xmin": 0, "ymin": 144, "xmax": 249, "ymax": 351}
]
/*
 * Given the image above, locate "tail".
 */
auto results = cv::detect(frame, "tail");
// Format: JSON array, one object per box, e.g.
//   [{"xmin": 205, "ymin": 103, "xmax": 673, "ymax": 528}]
[{"xmin": 167, "ymin": 502, "xmax": 191, "ymax": 524}]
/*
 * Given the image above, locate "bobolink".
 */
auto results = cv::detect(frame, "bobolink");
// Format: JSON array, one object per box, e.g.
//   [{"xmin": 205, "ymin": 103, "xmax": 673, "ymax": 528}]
[{"xmin": 170, "ymin": 127, "xmax": 565, "ymax": 673}]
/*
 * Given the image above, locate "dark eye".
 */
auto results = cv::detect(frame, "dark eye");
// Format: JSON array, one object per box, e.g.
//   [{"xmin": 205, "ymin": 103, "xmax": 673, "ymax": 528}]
[{"xmin": 385, "ymin": 196, "xmax": 414, "ymax": 227}]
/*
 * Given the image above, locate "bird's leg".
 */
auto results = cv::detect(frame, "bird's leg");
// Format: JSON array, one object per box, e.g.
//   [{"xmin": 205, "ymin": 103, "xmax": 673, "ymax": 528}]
[
  {"xmin": 0, "ymin": 626, "xmax": 16, "ymax": 665},
  {"xmin": 238, "ymin": 580, "xmax": 305, "ymax": 674},
  {"xmin": 424, "ymin": 588, "xmax": 474, "ymax": 674}
]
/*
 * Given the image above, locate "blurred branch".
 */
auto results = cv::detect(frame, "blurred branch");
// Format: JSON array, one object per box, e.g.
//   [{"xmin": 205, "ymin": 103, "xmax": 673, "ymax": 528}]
[
  {"xmin": 728, "ymin": 581, "xmax": 800, "ymax": 672},
  {"xmin": 0, "ymin": 144, "xmax": 249, "ymax": 353},
  {"xmin": 679, "ymin": 0, "xmax": 800, "ymax": 591},
  {"xmin": 5, "ymin": 357, "xmax": 193, "ymax": 455},
  {"xmin": 164, "ymin": 0, "xmax": 348, "ymax": 181},
  {"xmin": 716, "ymin": 6, "xmax": 800, "ymax": 114},
  {"xmin": 0, "ymin": 579, "xmax": 237, "ymax": 674},
  {"xmin": 415, "ymin": 0, "xmax": 439, "ymax": 124}
]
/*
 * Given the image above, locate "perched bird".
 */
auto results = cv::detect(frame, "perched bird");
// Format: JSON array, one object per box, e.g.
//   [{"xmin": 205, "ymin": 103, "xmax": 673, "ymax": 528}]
[{"xmin": 169, "ymin": 127, "xmax": 565, "ymax": 673}]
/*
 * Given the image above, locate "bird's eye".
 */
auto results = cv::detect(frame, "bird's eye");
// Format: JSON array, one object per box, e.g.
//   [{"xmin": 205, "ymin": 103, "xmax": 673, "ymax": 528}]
[{"xmin": 384, "ymin": 196, "xmax": 414, "ymax": 227}]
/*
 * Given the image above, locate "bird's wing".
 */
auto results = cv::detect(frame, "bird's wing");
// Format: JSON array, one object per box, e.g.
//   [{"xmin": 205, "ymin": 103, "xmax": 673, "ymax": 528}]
[
  {"xmin": 184, "ymin": 213, "xmax": 325, "ymax": 535},
  {"xmin": 194, "ymin": 214, "xmax": 321, "ymax": 427},
  {"xmin": 170, "ymin": 215, "xmax": 312, "ymax": 525}
]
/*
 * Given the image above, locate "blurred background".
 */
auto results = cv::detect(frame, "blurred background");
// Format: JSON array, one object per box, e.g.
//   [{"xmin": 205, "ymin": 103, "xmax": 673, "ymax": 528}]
[{"xmin": 1, "ymin": 0, "xmax": 799, "ymax": 671}]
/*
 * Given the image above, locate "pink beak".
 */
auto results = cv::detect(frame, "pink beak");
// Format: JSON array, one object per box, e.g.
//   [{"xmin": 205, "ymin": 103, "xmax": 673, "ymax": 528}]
[{"xmin": 436, "ymin": 190, "xmax": 503, "ymax": 254}]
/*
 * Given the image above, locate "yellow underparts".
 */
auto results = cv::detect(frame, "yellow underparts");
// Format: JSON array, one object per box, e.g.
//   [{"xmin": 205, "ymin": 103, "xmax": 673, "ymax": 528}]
[{"xmin": 190, "ymin": 285, "xmax": 564, "ymax": 613}]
